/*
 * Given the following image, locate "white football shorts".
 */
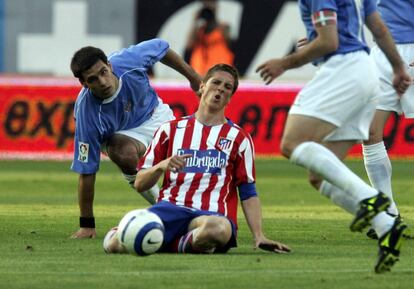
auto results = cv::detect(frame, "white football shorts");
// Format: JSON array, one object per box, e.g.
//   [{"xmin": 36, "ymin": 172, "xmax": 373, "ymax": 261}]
[
  {"xmin": 289, "ymin": 50, "xmax": 379, "ymax": 141},
  {"xmin": 105, "ymin": 97, "xmax": 174, "ymax": 150},
  {"xmin": 371, "ymin": 43, "xmax": 414, "ymax": 118}
]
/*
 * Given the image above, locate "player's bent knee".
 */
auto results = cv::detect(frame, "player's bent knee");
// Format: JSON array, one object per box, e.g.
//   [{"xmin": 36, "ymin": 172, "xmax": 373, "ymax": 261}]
[
  {"xmin": 203, "ymin": 217, "xmax": 232, "ymax": 245},
  {"xmin": 107, "ymin": 147, "xmax": 139, "ymax": 173},
  {"xmin": 280, "ymin": 138, "xmax": 297, "ymax": 159}
]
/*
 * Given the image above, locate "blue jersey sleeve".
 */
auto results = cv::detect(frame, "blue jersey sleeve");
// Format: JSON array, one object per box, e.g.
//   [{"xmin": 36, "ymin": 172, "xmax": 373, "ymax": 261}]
[
  {"xmin": 71, "ymin": 113, "xmax": 102, "ymax": 174},
  {"xmin": 71, "ymin": 130, "xmax": 101, "ymax": 174},
  {"xmin": 109, "ymin": 39, "xmax": 170, "ymax": 73},
  {"xmin": 364, "ymin": 0, "xmax": 377, "ymax": 18},
  {"xmin": 378, "ymin": 0, "xmax": 414, "ymax": 43},
  {"xmin": 309, "ymin": 0, "xmax": 337, "ymax": 13},
  {"xmin": 71, "ymin": 94, "xmax": 102, "ymax": 174},
  {"xmin": 238, "ymin": 183, "xmax": 258, "ymax": 201}
]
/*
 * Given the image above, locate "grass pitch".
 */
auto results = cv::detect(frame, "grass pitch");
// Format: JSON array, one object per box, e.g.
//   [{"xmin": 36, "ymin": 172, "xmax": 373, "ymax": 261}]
[{"xmin": 0, "ymin": 159, "xmax": 413, "ymax": 289}]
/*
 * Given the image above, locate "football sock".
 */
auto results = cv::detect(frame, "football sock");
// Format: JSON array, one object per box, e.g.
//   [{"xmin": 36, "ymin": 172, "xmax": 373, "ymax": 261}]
[
  {"xmin": 123, "ymin": 173, "xmax": 158, "ymax": 205},
  {"xmin": 123, "ymin": 173, "xmax": 136, "ymax": 187},
  {"xmin": 291, "ymin": 142, "xmax": 377, "ymax": 201},
  {"xmin": 363, "ymin": 142, "xmax": 399, "ymax": 216},
  {"xmin": 138, "ymin": 184, "xmax": 158, "ymax": 205},
  {"xmin": 371, "ymin": 211, "xmax": 394, "ymax": 238},
  {"xmin": 319, "ymin": 181, "xmax": 357, "ymax": 214},
  {"xmin": 176, "ymin": 228, "xmax": 216, "ymax": 254},
  {"xmin": 147, "ymin": 184, "xmax": 160, "ymax": 201},
  {"xmin": 177, "ymin": 228, "xmax": 201, "ymax": 253}
]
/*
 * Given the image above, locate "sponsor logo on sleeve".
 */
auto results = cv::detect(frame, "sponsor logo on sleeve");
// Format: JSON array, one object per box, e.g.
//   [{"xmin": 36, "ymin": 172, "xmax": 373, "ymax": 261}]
[{"xmin": 78, "ymin": 142, "xmax": 89, "ymax": 163}]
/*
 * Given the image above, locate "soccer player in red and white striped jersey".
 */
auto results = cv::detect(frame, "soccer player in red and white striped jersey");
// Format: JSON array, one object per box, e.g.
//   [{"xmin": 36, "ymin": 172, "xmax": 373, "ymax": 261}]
[
  {"xmin": 140, "ymin": 109, "xmax": 255, "ymax": 226},
  {"xmin": 129, "ymin": 64, "xmax": 290, "ymax": 254}
]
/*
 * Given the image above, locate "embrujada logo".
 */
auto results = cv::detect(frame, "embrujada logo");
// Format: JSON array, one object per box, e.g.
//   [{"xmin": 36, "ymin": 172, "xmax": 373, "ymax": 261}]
[{"xmin": 177, "ymin": 149, "xmax": 227, "ymax": 174}]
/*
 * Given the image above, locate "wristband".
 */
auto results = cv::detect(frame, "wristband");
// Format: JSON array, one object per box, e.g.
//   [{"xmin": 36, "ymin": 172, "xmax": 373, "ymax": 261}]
[{"xmin": 79, "ymin": 217, "xmax": 95, "ymax": 228}]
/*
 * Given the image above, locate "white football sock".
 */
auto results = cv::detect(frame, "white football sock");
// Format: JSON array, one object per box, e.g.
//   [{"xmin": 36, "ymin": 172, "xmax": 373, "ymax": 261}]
[
  {"xmin": 123, "ymin": 173, "xmax": 158, "ymax": 205},
  {"xmin": 363, "ymin": 142, "xmax": 399, "ymax": 216},
  {"xmin": 147, "ymin": 184, "xmax": 160, "ymax": 201},
  {"xmin": 138, "ymin": 184, "xmax": 159, "ymax": 205},
  {"xmin": 371, "ymin": 211, "xmax": 395, "ymax": 238},
  {"xmin": 319, "ymin": 181, "xmax": 357, "ymax": 214},
  {"xmin": 123, "ymin": 173, "xmax": 136, "ymax": 186},
  {"xmin": 291, "ymin": 142, "xmax": 377, "ymax": 201}
]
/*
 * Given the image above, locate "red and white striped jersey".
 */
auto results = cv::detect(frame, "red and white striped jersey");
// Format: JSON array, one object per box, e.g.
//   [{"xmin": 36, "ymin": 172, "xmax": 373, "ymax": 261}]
[{"xmin": 138, "ymin": 115, "xmax": 256, "ymax": 225}]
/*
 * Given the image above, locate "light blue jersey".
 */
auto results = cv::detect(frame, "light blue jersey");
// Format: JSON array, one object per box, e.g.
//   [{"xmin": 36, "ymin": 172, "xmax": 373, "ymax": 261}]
[
  {"xmin": 299, "ymin": 0, "xmax": 377, "ymax": 63},
  {"xmin": 71, "ymin": 39, "xmax": 169, "ymax": 174},
  {"xmin": 378, "ymin": 0, "xmax": 414, "ymax": 43}
]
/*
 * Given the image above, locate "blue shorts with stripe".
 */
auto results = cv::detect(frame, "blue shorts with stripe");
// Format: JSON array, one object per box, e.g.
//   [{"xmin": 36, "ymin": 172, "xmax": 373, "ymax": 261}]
[{"xmin": 148, "ymin": 201, "xmax": 237, "ymax": 253}]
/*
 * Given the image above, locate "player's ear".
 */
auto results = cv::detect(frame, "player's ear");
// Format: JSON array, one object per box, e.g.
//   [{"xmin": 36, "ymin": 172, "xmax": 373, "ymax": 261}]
[
  {"xmin": 79, "ymin": 79, "xmax": 87, "ymax": 88},
  {"xmin": 199, "ymin": 81, "xmax": 205, "ymax": 96}
]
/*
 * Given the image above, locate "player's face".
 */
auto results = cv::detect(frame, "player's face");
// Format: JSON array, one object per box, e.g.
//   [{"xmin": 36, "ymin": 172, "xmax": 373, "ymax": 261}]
[
  {"xmin": 200, "ymin": 71, "xmax": 235, "ymax": 111},
  {"xmin": 81, "ymin": 60, "xmax": 118, "ymax": 100}
]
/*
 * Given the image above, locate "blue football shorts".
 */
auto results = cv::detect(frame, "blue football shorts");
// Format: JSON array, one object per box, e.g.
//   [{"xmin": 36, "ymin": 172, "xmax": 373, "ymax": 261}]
[{"xmin": 148, "ymin": 201, "xmax": 237, "ymax": 253}]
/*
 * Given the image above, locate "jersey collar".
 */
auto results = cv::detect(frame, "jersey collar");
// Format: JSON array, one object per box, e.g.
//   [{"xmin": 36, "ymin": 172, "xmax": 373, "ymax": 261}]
[{"xmin": 102, "ymin": 78, "xmax": 123, "ymax": 104}]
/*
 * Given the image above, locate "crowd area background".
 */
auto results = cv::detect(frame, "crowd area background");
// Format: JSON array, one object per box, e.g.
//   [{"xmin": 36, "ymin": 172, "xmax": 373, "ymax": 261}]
[
  {"xmin": 1, "ymin": 0, "xmax": 319, "ymax": 80},
  {"xmin": 0, "ymin": 0, "xmax": 412, "ymax": 159}
]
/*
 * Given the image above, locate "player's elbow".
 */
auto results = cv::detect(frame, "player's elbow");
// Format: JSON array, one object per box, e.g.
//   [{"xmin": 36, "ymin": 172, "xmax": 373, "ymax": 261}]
[
  {"xmin": 134, "ymin": 182, "xmax": 147, "ymax": 193},
  {"xmin": 133, "ymin": 181, "xmax": 141, "ymax": 192},
  {"xmin": 316, "ymin": 32, "xmax": 338, "ymax": 54},
  {"xmin": 134, "ymin": 176, "xmax": 146, "ymax": 192},
  {"xmin": 322, "ymin": 38, "xmax": 338, "ymax": 54}
]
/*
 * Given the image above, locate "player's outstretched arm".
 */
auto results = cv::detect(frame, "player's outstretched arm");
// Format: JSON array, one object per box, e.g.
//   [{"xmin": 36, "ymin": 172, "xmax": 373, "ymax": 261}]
[
  {"xmin": 256, "ymin": 15, "xmax": 338, "ymax": 85},
  {"xmin": 135, "ymin": 154, "xmax": 192, "ymax": 192},
  {"xmin": 241, "ymin": 196, "xmax": 291, "ymax": 253},
  {"xmin": 71, "ymin": 173, "xmax": 97, "ymax": 239},
  {"xmin": 160, "ymin": 49, "xmax": 202, "ymax": 95}
]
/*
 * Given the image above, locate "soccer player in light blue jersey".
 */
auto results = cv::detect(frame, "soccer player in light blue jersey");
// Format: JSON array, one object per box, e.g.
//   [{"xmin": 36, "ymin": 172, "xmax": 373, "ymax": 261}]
[
  {"xmin": 362, "ymin": 0, "xmax": 414, "ymax": 240},
  {"xmin": 256, "ymin": 0, "xmax": 411, "ymax": 273},
  {"xmin": 70, "ymin": 39, "xmax": 201, "ymax": 239}
]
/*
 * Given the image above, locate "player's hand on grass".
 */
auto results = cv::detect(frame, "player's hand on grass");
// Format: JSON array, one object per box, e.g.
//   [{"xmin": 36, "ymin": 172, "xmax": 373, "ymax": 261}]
[
  {"xmin": 255, "ymin": 236, "xmax": 291, "ymax": 254},
  {"xmin": 71, "ymin": 227, "xmax": 96, "ymax": 239}
]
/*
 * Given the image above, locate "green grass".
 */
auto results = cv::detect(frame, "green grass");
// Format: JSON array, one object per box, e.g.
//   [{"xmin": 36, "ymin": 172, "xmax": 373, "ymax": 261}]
[{"xmin": 0, "ymin": 159, "xmax": 413, "ymax": 289}]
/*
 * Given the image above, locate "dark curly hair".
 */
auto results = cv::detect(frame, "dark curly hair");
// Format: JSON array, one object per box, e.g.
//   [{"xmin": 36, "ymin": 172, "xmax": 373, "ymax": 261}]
[{"xmin": 70, "ymin": 46, "xmax": 108, "ymax": 81}]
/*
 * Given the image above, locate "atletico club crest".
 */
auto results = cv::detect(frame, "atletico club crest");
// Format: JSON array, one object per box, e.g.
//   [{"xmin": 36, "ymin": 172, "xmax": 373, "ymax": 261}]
[{"xmin": 216, "ymin": 137, "xmax": 233, "ymax": 152}]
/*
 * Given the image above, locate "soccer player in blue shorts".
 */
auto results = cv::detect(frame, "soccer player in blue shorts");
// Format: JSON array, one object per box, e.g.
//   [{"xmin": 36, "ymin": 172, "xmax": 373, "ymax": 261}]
[
  {"xmin": 70, "ymin": 39, "xmax": 201, "ymax": 239},
  {"xmin": 361, "ymin": 0, "xmax": 414, "ymax": 240},
  {"xmin": 256, "ymin": 0, "xmax": 412, "ymax": 273},
  {"xmin": 103, "ymin": 64, "xmax": 291, "ymax": 255}
]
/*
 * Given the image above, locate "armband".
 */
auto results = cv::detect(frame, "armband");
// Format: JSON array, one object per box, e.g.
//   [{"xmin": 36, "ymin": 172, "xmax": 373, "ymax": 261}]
[
  {"xmin": 238, "ymin": 183, "xmax": 258, "ymax": 201},
  {"xmin": 312, "ymin": 10, "xmax": 337, "ymax": 27}
]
